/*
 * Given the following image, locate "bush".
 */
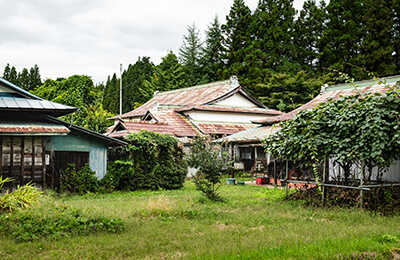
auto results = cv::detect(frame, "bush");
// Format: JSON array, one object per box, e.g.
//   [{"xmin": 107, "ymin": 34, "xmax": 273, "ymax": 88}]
[
  {"xmin": 0, "ymin": 177, "xmax": 42, "ymax": 211},
  {"xmin": 105, "ymin": 130, "xmax": 187, "ymax": 191},
  {"xmin": 59, "ymin": 164, "xmax": 98, "ymax": 194},
  {"xmin": 100, "ymin": 160, "xmax": 135, "ymax": 191}
]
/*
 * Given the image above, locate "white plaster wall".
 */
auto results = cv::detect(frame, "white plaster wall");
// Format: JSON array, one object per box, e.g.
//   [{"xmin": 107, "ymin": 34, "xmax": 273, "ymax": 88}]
[
  {"xmin": 214, "ymin": 94, "xmax": 258, "ymax": 108},
  {"xmin": 184, "ymin": 110, "xmax": 270, "ymax": 123}
]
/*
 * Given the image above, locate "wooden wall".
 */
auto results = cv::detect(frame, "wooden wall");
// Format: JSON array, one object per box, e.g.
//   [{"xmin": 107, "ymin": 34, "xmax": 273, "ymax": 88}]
[{"xmin": 0, "ymin": 136, "xmax": 46, "ymax": 190}]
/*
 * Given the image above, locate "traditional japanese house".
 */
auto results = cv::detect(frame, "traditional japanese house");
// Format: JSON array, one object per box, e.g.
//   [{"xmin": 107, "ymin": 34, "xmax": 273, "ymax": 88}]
[{"xmin": 0, "ymin": 77, "xmax": 126, "ymax": 190}]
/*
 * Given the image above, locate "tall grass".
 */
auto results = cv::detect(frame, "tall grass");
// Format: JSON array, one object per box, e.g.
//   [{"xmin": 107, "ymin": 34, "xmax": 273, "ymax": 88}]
[{"xmin": 0, "ymin": 183, "xmax": 399, "ymax": 259}]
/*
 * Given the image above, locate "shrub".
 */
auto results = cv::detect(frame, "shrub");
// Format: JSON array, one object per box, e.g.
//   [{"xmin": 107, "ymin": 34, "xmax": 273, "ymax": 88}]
[
  {"xmin": 106, "ymin": 130, "xmax": 187, "ymax": 191},
  {"xmin": 59, "ymin": 164, "xmax": 98, "ymax": 194},
  {"xmin": 0, "ymin": 177, "xmax": 42, "ymax": 211},
  {"xmin": 100, "ymin": 160, "xmax": 135, "ymax": 191}
]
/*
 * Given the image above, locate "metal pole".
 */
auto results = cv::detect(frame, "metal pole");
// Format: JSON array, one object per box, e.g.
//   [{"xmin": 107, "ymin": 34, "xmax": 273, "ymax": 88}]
[
  {"xmin": 285, "ymin": 159, "xmax": 289, "ymax": 196},
  {"xmin": 360, "ymin": 160, "xmax": 365, "ymax": 209},
  {"xmin": 120, "ymin": 64, "xmax": 123, "ymax": 115},
  {"xmin": 322, "ymin": 157, "xmax": 326, "ymax": 204}
]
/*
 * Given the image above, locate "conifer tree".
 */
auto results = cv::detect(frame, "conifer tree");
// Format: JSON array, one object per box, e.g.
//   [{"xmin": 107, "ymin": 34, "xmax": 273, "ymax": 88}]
[
  {"xmin": 221, "ymin": 0, "xmax": 252, "ymax": 78},
  {"xmin": 18, "ymin": 68, "xmax": 30, "ymax": 90},
  {"xmin": 293, "ymin": 0, "xmax": 327, "ymax": 73},
  {"xmin": 102, "ymin": 74, "xmax": 120, "ymax": 114},
  {"xmin": 179, "ymin": 23, "xmax": 203, "ymax": 87},
  {"xmin": 250, "ymin": 0, "xmax": 297, "ymax": 73},
  {"xmin": 200, "ymin": 15, "xmax": 225, "ymax": 82},
  {"xmin": 153, "ymin": 50, "xmax": 185, "ymax": 92},
  {"xmin": 28, "ymin": 64, "xmax": 42, "ymax": 91}
]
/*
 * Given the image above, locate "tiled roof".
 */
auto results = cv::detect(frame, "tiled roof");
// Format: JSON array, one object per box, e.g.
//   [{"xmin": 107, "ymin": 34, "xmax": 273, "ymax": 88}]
[{"xmin": 253, "ymin": 77, "xmax": 400, "ymax": 125}]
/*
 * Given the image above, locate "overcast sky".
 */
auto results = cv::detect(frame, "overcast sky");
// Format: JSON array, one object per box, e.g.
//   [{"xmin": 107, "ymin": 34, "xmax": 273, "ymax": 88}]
[{"xmin": 0, "ymin": 0, "xmax": 307, "ymax": 84}]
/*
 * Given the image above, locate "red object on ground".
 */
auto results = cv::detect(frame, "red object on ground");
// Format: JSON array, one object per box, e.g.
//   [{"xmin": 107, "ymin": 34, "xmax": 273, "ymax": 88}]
[{"xmin": 256, "ymin": 177, "xmax": 267, "ymax": 185}]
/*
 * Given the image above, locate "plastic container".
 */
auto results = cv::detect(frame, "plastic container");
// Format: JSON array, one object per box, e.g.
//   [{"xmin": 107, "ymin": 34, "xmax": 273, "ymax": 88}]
[{"xmin": 227, "ymin": 178, "xmax": 236, "ymax": 185}]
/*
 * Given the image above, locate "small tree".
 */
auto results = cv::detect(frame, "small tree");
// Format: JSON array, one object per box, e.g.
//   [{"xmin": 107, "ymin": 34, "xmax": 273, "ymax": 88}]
[{"xmin": 186, "ymin": 135, "xmax": 232, "ymax": 201}]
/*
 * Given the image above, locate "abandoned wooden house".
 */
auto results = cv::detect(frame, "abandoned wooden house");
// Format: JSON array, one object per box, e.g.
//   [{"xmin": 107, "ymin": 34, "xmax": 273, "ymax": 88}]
[
  {"xmin": 0, "ymin": 77, "xmax": 126, "ymax": 190},
  {"xmin": 107, "ymin": 76, "xmax": 282, "ymax": 142}
]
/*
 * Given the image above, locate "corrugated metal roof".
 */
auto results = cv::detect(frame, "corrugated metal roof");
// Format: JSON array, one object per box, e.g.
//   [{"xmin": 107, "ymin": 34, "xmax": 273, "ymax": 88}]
[
  {"xmin": 219, "ymin": 125, "xmax": 281, "ymax": 143},
  {"xmin": 193, "ymin": 122, "xmax": 256, "ymax": 135},
  {"xmin": 176, "ymin": 105, "xmax": 282, "ymax": 115},
  {"xmin": 0, "ymin": 121, "xmax": 70, "ymax": 135},
  {"xmin": 254, "ymin": 77, "xmax": 400, "ymax": 124}
]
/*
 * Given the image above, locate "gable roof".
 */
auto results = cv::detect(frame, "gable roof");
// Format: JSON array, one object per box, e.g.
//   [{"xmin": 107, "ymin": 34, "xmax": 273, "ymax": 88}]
[
  {"xmin": 111, "ymin": 78, "xmax": 281, "ymax": 120},
  {"xmin": 253, "ymin": 75, "xmax": 400, "ymax": 125},
  {"xmin": 0, "ymin": 77, "xmax": 77, "ymax": 117}
]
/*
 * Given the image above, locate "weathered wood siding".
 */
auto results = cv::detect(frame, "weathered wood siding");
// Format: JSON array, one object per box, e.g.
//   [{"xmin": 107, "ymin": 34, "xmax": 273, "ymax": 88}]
[
  {"xmin": 47, "ymin": 129, "xmax": 108, "ymax": 179},
  {"xmin": 0, "ymin": 136, "xmax": 46, "ymax": 189}
]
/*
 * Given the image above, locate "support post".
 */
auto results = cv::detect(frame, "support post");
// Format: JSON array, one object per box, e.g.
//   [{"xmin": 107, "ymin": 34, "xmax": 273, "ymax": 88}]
[
  {"xmin": 360, "ymin": 160, "xmax": 365, "ymax": 209},
  {"xmin": 120, "ymin": 64, "xmax": 123, "ymax": 115},
  {"xmin": 322, "ymin": 156, "xmax": 326, "ymax": 204},
  {"xmin": 285, "ymin": 159, "xmax": 289, "ymax": 196}
]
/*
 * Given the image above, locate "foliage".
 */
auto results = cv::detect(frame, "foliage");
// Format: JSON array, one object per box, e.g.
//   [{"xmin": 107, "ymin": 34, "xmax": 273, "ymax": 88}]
[
  {"xmin": 0, "ymin": 177, "xmax": 42, "ymax": 212},
  {"xmin": 152, "ymin": 50, "xmax": 186, "ymax": 92},
  {"xmin": 264, "ymin": 81, "xmax": 400, "ymax": 184},
  {"xmin": 107, "ymin": 130, "xmax": 187, "ymax": 191},
  {"xmin": 100, "ymin": 160, "xmax": 135, "ymax": 192},
  {"xmin": 186, "ymin": 135, "xmax": 232, "ymax": 201},
  {"xmin": 59, "ymin": 164, "xmax": 98, "ymax": 194},
  {"xmin": 76, "ymin": 103, "xmax": 115, "ymax": 133},
  {"xmin": 0, "ymin": 199, "xmax": 124, "ymax": 242},
  {"xmin": 254, "ymin": 71, "xmax": 330, "ymax": 112},
  {"xmin": 179, "ymin": 23, "xmax": 204, "ymax": 87},
  {"xmin": 2, "ymin": 63, "xmax": 42, "ymax": 91}
]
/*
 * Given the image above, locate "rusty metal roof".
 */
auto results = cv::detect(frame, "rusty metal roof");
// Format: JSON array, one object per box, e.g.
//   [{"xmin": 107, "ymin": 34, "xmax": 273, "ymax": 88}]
[
  {"xmin": 0, "ymin": 121, "xmax": 70, "ymax": 135},
  {"xmin": 193, "ymin": 122, "xmax": 256, "ymax": 135},
  {"xmin": 108, "ymin": 118, "xmax": 199, "ymax": 139},
  {"xmin": 176, "ymin": 105, "xmax": 282, "ymax": 115},
  {"xmin": 219, "ymin": 125, "xmax": 281, "ymax": 143},
  {"xmin": 253, "ymin": 76, "xmax": 400, "ymax": 125}
]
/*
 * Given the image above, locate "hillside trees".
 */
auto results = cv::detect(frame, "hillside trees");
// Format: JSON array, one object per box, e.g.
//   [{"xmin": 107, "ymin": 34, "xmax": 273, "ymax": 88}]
[{"xmin": 2, "ymin": 64, "xmax": 42, "ymax": 91}]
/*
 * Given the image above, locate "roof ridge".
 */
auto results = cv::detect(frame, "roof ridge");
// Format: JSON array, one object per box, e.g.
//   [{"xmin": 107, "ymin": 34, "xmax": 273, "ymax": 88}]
[{"xmin": 157, "ymin": 79, "xmax": 230, "ymax": 96}]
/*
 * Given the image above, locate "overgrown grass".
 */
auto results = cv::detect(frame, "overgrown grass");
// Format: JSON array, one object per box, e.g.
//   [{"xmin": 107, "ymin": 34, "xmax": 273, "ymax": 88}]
[{"xmin": 0, "ymin": 182, "xmax": 399, "ymax": 259}]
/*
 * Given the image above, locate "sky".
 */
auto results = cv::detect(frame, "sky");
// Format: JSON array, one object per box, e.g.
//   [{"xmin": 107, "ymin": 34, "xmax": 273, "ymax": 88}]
[{"xmin": 0, "ymin": 0, "xmax": 307, "ymax": 84}]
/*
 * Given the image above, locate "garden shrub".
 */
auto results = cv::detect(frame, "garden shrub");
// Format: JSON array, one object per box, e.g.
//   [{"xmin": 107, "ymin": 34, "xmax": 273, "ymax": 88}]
[
  {"xmin": 106, "ymin": 130, "xmax": 187, "ymax": 191},
  {"xmin": 0, "ymin": 177, "xmax": 42, "ymax": 211},
  {"xmin": 59, "ymin": 164, "xmax": 98, "ymax": 194},
  {"xmin": 100, "ymin": 160, "xmax": 135, "ymax": 191}
]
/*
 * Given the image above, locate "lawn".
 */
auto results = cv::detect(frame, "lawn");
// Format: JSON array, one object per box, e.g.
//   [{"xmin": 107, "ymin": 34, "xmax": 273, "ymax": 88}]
[{"xmin": 1, "ymin": 182, "xmax": 399, "ymax": 259}]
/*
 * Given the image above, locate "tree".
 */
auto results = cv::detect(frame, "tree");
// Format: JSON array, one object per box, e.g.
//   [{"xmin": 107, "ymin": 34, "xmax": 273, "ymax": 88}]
[
  {"xmin": 293, "ymin": 0, "xmax": 327, "ymax": 73},
  {"xmin": 250, "ymin": 0, "xmax": 298, "ymax": 73},
  {"xmin": 354, "ymin": 0, "xmax": 395, "ymax": 78},
  {"xmin": 102, "ymin": 74, "xmax": 120, "ymax": 114},
  {"xmin": 319, "ymin": 0, "xmax": 365, "ymax": 78},
  {"xmin": 153, "ymin": 50, "xmax": 186, "ymax": 92},
  {"xmin": 264, "ymin": 82, "xmax": 400, "ymax": 185},
  {"xmin": 199, "ymin": 15, "xmax": 225, "ymax": 82},
  {"xmin": 122, "ymin": 57, "xmax": 155, "ymax": 112},
  {"xmin": 179, "ymin": 23, "xmax": 203, "ymax": 87},
  {"xmin": 3, "ymin": 63, "xmax": 11, "ymax": 79},
  {"xmin": 253, "ymin": 71, "xmax": 329, "ymax": 112},
  {"xmin": 28, "ymin": 64, "xmax": 42, "ymax": 91},
  {"xmin": 221, "ymin": 0, "xmax": 253, "ymax": 79},
  {"xmin": 18, "ymin": 68, "xmax": 30, "ymax": 90},
  {"xmin": 186, "ymin": 135, "xmax": 232, "ymax": 201}
]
